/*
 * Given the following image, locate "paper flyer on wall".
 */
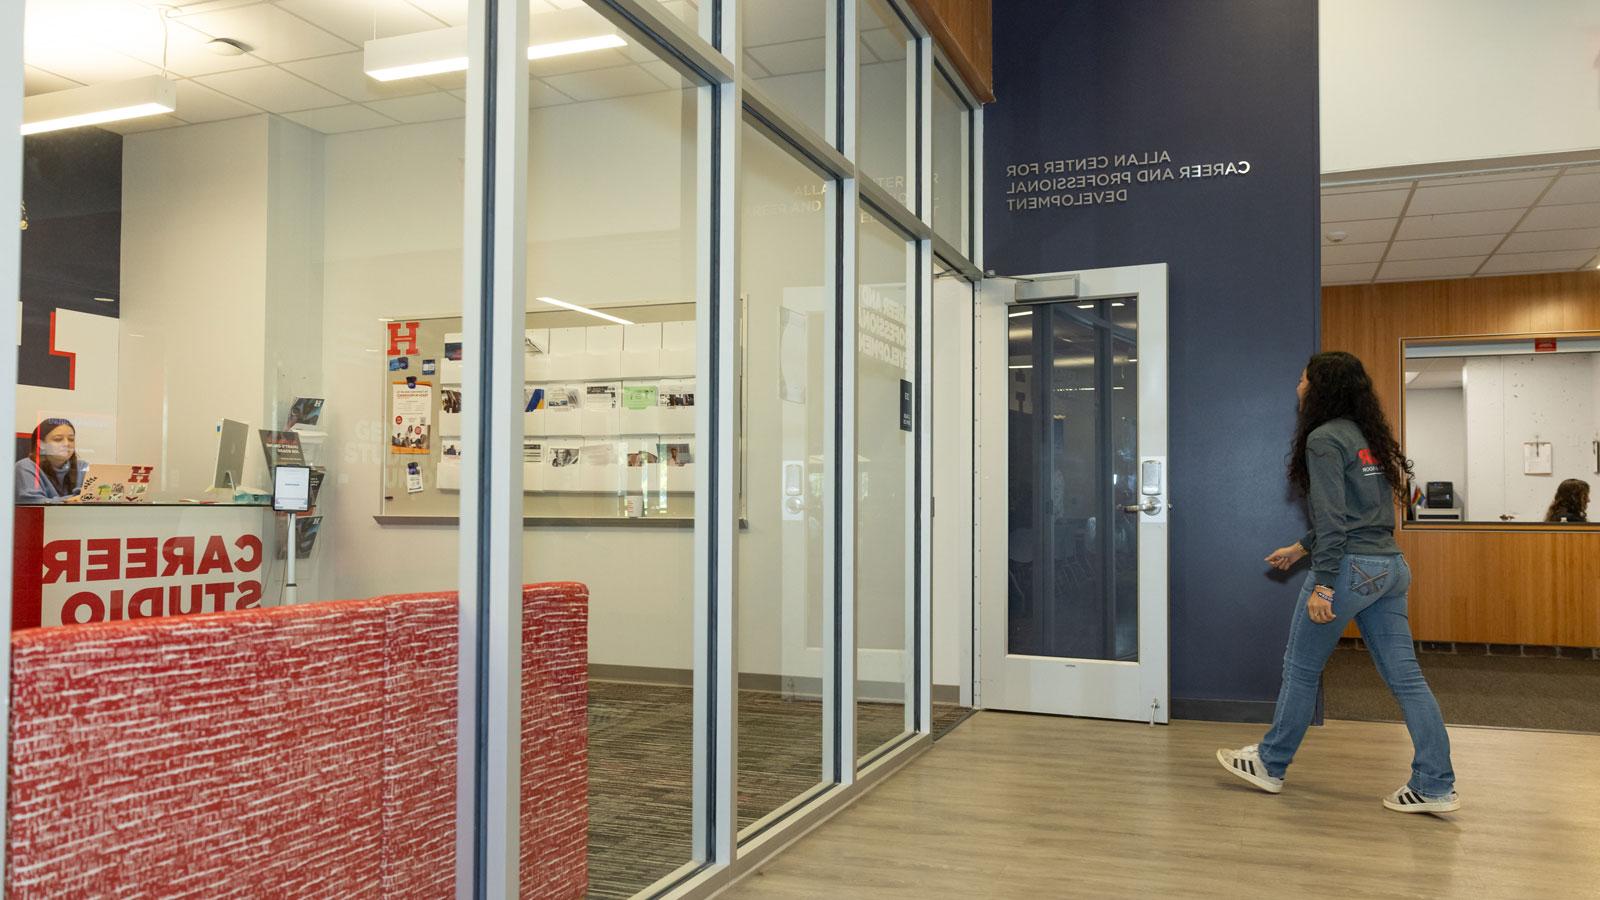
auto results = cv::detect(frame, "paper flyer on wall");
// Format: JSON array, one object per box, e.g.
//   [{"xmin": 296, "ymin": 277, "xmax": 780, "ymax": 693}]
[
  {"xmin": 391, "ymin": 380, "xmax": 433, "ymax": 454},
  {"xmin": 581, "ymin": 440, "xmax": 622, "ymax": 492},
  {"xmin": 547, "ymin": 438, "xmax": 583, "ymax": 491},
  {"xmin": 440, "ymin": 387, "xmax": 463, "ymax": 436},
  {"xmin": 623, "ymin": 384, "xmax": 658, "ymax": 410},
  {"xmin": 442, "ymin": 333, "xmax": 464, "ymax": 383},
  {"xmin": 439, "ymin": 438, "xmax": 464, "ymax": 491}
]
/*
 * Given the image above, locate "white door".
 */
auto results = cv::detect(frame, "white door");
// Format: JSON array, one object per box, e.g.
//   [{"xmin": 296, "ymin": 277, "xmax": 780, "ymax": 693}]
[{"xmin": 976, "ymin": 265, "xmax": 1170, "ymax": 723}]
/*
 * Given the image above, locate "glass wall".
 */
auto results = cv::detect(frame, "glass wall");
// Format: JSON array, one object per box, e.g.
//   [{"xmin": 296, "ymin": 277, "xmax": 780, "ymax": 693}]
[
  {"xmin": 855, "ymin": 206, "xmax": 917, "ymax": 761},
  {"xmin": 736, "ymin": 121, "xmax": 832, "ymax": 832},
  {"xmin": 5, "ymin": 0, "xmax": 981, "ymax": 895},
  {"xmin": 931, "ymin": 67, "xmax": 972, "ymax": 254},
  {"xmin": 521, "ymin": 10, "xmax": 708, "ymax": 893},
  {"xmin": 744, "ymin": 0, "xmax": 830, "ymax": 136},
  {"xmin": 13, "ymin": 0, "xmax": 475, "ymax": 892},
  {"xmin": 858, "ymin": 0, "xmax": 914, "ymax": 208}
]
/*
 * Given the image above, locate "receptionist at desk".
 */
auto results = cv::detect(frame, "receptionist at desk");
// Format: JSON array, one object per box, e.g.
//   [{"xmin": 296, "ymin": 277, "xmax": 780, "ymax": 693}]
[{"xmin": 15, "ymin": 418, "xmax": 89, "ymax": 504}]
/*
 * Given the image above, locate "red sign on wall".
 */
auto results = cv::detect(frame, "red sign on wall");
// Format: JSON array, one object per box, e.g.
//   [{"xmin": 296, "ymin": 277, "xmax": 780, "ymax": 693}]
[{"xmin": 1534, "ymin": 338, "xmax": 1557, "ymax": 352}]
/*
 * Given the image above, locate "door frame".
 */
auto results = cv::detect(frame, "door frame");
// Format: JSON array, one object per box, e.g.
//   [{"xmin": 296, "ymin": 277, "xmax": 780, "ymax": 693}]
[{"xmin": 975, "ymin": 264, "xmax": 1170, "ymax": 723}]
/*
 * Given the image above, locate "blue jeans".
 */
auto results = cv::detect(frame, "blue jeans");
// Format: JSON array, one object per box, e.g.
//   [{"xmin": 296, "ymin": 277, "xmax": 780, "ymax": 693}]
[{"xmin": 1258, "ymin": 554, "xmax": 1456, "ymax": 798}]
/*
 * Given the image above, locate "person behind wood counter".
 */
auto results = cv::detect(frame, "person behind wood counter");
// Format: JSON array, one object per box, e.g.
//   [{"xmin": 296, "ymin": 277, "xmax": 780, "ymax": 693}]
[
  {"xmin": 1545, "ymin": 478, "xmax": 1590, "ymax": 523},
  {"xmin": 15, "ymin": 418, "xmax": 89, "ymax": 504}
]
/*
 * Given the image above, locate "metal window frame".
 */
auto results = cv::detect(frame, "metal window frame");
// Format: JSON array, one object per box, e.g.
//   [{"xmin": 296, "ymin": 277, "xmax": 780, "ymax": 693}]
[
  {"xmin": 0, "ymin": 2, "xmax": 23, "ymax": 887},
  {"xmin": 0, "ymin": 0, "xmax": 985, "ymax": 895}
]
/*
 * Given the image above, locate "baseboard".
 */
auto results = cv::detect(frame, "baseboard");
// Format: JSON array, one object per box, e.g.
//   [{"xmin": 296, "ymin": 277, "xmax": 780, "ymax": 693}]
[
  {"xmin": 932, "ymin": 683, "xmax": 962, "ymax": 705},
  {"xmin": 1170, "ymin": 698, "xmax": 1278, "ymax": 724}
]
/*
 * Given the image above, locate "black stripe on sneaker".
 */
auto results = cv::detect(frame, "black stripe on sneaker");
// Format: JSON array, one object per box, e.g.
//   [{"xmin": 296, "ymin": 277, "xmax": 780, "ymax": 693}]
[
  {"xmin": 1245, "ymin": 760, "xmax": 1255, "ymax": 776},
  {"xmin": 1403, "ymin": 791, "xmax": 1418, "ymax": 805}
]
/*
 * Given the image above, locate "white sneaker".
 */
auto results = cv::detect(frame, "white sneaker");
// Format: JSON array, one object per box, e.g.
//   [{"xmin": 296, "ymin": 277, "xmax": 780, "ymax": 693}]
[
  {"xmin": 1383, "ymin": 785, "xmax": 1460, "ymax": 814},
  {"xmin": 1216, "ymin": 744, "xmax": 1283, "ymax": 794}
]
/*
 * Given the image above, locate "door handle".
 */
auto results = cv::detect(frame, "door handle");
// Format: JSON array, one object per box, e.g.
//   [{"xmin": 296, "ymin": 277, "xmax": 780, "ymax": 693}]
[{"xmin": 1121, "ymin": 498, "xmax": 1161, "ymax": 515}]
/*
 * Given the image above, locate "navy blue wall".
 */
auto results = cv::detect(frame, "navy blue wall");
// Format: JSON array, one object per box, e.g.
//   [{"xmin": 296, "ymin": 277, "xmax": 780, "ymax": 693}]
[{"xmin": 984, "ymin": 0, "xmax": 1320, "ymax": 719}]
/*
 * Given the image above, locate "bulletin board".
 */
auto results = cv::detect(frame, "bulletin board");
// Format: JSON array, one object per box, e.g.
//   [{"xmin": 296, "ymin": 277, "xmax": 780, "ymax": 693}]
[{"xmin": 377, "ymin": 303, "xmax": 701, "ymax": 522}]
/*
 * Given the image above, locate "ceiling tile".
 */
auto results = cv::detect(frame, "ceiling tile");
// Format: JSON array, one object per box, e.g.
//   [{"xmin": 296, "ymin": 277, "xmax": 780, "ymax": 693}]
[
  {"xmin": 1541, "ymin": 173, "xmax": 1600, "ymax": 206},
  {"xmin": 1395, "ymin": 208, "xmax": 1523, "ymax": 240},
  {"xmin": 861, "ymin": 28, "xmax": 908, "ymax": 63},
  {"xmin": 404, "ymin": 0, "xmax": 469, "ymax": 26},
  {"xmin": 1322, "ymin": 188, "xmax": 1409, "ymax": 223},
  {"xmin": 282, "ymin": 103, "xmax": 398, "ymax": 133},
  {"xmin": 1417, "ymin": 168, "xmax": 1561, "ymax": 187},
  {"xmin": 1563, "ymin": 163, "xmax": 1600, "ymax": 176},
  {"xmin": 180, "ymin": 4, "xmax": 355, "ymax": 64},
  {"xmin": 1320, "ymin": 218, "xmax": 1396, "ymax": 244},
  {"xmin": 530, "ymin": 47, "xmax": 634, "ymax": 78},
  {"xmin": 1385, "ymin": 235, "xmax": 1503, "ymax": 261},
  {"xmin": 744, "ymin": 0, "xmax": 826, "ymax": 45},
  {"xmin": 1320, "ymin": 262, "xmax": 1378, "ymax": 284},
  {"xmin": 274, "ymin": 0, "xmax": 447, "ymax": 45},
  {"xmin": 158, "ymin": 21, "xmax": 268, "ymax": 77},
  {"xmin": 366, "ymin": 91, "xmax": 464, "ymax": 123},
  {"xmin": 742, "ymin": 52, "xmax": 771, "ymax": 78},
  {"xmin": 173, "ymin": 79, "xmax": 261, "ymax": 122},
  {"xmin": 529, "ymin": 79, "xmax": 575, "ymax": 108},
  {"xmin": 1518, "ymin": 202, "xmax": 1600, "ymax": 232},
  {"xmin": 1321, "ymin": 182, "xmax": 1411, "ymax": 195},
  {"xmin": 1478, "ymin": 249, "xmax": 1597, "ymax": 275},
  {"xmin": 196, "ymin": 66, "xmax": 348, "ymax": 113},
  {"xmin": 21, "ymin": 45, "xmax": 159, "ymax": 86},
  {"xmin": 1376, "ymin": 257, "xmax": 1485, "ymax": 281},
  {"xmin": 282, "ymin": 51, "xmax": 436, "ymax": 102},
  {"xmin": 1405, "ymin": 177, "xmax": 1551, "ymax": 216},
  {"xmin": 23, "ymin": 67, "xmax": 81, "ymax": 96},
  {"xmin": 746, "ymin": 38, "xmax": 828, "ymax": 77},
  {"xmin": 641, "ymin": 60, "xmax": 691, "ymax": 90},
  {"xmin": 1320, "ymin": 243, "xmax": 1387, "ymax": 265},
  {"xmin": 1499, "ymin": 227, "xmax": 1600, "ymax": 255},
  {"xmin": 543, "ymin": 64, "xmax": 665, "ymax": 102}
]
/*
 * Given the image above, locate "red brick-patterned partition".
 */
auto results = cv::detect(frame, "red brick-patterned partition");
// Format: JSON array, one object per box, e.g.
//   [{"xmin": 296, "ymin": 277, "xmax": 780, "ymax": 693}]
[{"xmin": 7, "ymin": 583, "xmax": 588, "ymax": 899}]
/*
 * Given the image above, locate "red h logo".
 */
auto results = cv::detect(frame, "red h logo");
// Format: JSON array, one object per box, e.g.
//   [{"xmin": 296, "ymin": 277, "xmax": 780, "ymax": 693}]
[
  {"xmin": 388, "ymin": 321, "xmax": 421, "ymax": 356},
  {"xmin": 1358, "ymin": 448, "xmax": 1377, "ymax": 466},
  {"xmin": 128, "ymin": 466, "xmax": 153, "ymax": 484}
]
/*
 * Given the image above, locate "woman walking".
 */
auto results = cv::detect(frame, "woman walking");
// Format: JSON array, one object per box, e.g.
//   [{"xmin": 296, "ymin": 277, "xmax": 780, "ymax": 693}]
[{"xmin": 1217, "ymin": 351, "xmax": 1459, "ymax": 813}]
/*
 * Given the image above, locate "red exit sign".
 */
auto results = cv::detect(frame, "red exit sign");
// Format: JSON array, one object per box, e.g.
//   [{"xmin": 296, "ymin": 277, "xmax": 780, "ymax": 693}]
[{"xmin": 1534, "ymin": 338, "xmax": 1557, "ymax": 352}]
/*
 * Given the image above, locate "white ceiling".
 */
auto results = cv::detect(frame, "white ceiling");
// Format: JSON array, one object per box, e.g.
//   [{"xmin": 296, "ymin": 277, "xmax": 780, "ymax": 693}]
[
  {"xmin": 22, "ymin": 0, "xmax": 905, "ymax": 136},
  {"xmin": 21, "ymin": 0, "xmax": 706, "ymax": 135},
  {"xmin": 1404, "ymin": 357, "xmax": 1464, "ymax": 390},
  {"xmin": 1321, "ymin": 162, "xmax": 1600, "ymax": 285}
]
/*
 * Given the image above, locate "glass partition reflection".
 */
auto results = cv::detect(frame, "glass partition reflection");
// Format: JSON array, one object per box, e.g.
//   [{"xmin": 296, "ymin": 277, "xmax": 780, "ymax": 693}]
[
  {"xmin": 856, "ymin": 207, "xmax": 916, "ymax": 762},
  {"xmin": 1403, "ymin": 337, "xmax": 1599, "ymax": 525}
]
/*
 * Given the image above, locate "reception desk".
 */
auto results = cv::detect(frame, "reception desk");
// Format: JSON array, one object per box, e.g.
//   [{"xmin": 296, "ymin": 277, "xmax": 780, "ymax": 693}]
[{"xmin": 12, "ymin": 504, "xmax": 274, "ymax": 630}]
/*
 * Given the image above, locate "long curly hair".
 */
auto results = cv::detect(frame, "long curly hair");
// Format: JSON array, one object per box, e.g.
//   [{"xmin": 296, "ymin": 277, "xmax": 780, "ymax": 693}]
[
  {"xmin": 1289, "ymin": 352, "xmax": 1412, "ymax": 503},
  {"xmin": 1545, "ymin": 479, "xmax": 1590, "ymax": 523}
]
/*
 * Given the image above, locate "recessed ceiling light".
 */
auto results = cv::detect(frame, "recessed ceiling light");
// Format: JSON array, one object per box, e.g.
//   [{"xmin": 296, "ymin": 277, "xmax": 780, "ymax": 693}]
[
  {"xmin": 365, "ymin": 12, "xmax": 626, "ymax": 82},
  {"xmin": 537, "ymin": 296, "xmax": 634, "ymax": 326}
]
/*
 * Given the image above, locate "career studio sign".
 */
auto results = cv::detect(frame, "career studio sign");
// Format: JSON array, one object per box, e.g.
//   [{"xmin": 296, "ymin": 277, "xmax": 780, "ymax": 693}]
[
  {"xmin": 1000, "ymin": 150, "xmax": 1252, "ymax": 213},
  {"xmin": 12, "ymin": 507, "xmax": 268, "ymax": 629}
]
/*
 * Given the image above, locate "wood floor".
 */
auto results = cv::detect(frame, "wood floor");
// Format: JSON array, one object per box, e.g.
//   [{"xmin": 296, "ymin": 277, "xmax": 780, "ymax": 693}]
[{"xmin": 722, "ymin": 712, "xmax": 1600, "ymax": 899}]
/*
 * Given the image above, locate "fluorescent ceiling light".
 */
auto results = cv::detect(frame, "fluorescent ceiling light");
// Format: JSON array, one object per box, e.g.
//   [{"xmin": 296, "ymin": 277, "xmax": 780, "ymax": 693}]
[
  {"xmin": 528, "ymin": 34, "xmax": 626, "ymax": 60},
  {"xmin": 537, "ymin": 296, "xmax": 634, "ymax": 326},
  {"xmin": 365, "ymin": 16, "xmax": 625, "ymax": 82},
  {"xmin": 22, "ymin": 76, "xmax": 177, "ymax": 135}
]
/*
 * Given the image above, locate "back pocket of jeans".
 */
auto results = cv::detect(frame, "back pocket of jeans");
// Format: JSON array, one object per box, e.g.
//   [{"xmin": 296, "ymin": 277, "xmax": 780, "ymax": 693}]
[{"xmin": 1350, "ymin": 561, "xmax": 1390, "ymax": 597}]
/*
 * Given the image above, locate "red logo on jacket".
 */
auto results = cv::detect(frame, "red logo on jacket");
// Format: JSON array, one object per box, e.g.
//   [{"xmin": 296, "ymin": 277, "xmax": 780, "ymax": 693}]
[{"xmin": 1358, "ymin": 448, "xmax": 1377, "ymax": 466}]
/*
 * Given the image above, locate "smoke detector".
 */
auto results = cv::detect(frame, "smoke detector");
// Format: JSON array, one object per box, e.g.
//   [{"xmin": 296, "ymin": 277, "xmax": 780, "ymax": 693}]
[
  {"xmin": 207, "ymin": 38, "xmax": 251, "ymax": 56},
  {"xmin": 1324, "ymin": 230, "xmax": 1348, "ymax": 244}
]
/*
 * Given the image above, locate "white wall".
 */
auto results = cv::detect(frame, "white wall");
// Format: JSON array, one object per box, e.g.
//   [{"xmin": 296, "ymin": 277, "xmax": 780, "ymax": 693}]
[
  {"xmin": 119, "ymin": 117, "xmax": 270, "ymax": 493},
  {"xmin": 1320, "ymin": 0, "xmax": 1600, "ymax": 173},
  {"xmin": 1462, "ymin": 353, "xmax": 1600, "ymax": 522},
  {"xmin": 1404, "ymin": 387, "xmax": 1465, "ymax": 506},
  {"xmin": 930, "ymin": 275, "xmax": 973, "ymax": 696}
]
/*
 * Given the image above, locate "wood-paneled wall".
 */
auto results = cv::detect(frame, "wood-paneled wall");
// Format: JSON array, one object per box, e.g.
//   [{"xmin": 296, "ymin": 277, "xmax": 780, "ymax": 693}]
[
  {"xmin": 906, "ymin": 0, "xmax": 994, "ymax": 102},
  {"xmin": 1322, "ymin": 271, "xmax": 1600, "ymax": 647}
]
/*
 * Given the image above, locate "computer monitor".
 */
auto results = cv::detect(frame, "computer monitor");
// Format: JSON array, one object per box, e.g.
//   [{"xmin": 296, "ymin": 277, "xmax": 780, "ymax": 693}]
[{"xmin": 213, "ymin": 418, "xmax": 250, "ymax": 491}]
